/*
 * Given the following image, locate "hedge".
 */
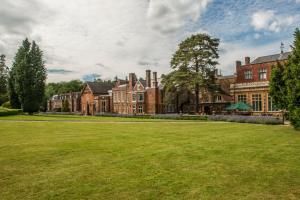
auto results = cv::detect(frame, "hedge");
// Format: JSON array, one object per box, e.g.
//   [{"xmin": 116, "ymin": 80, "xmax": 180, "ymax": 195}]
[{"xmin": 0, "ymin": 107, "xmax": 22, "ymax": 116}]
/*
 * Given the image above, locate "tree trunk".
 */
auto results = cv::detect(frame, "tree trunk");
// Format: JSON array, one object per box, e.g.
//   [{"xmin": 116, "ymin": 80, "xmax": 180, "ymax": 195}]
[{"xmin": 195, "ymin": 61, "xmax": 200, "ymax": 114}]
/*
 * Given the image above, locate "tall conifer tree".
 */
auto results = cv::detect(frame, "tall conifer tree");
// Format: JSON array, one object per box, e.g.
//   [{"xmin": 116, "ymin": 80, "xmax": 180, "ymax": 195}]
[{"xmin": 9, "ymin": 38, "xmax": 47, "ymax": 114}]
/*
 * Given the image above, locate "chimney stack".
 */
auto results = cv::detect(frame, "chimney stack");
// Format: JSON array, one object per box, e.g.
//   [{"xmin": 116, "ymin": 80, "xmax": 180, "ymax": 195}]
[
  {"xmin": 245, "ymin": 57, "xmax": 250, "ymax": 65},
  {"xmin": 236, "ymin": 60, "xmax": 242, "ymax": 68},
  {"xmin": 152, "ymin": 72, "xmax": 158, "ymax": 88},
  {"xmin": 129, "ymin": 73, "xmax": 136, "ymax": 89},
  {"xmin": 146, "ymin": 70, "xmax": 151, "ymax": 88}
]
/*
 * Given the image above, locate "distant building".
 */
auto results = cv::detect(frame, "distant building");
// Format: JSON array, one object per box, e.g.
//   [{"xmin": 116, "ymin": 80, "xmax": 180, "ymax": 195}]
[
  {"xmin": 199, "ymin": 71, "xmax": 236, "ymax": 114},
  {"xmin": 81, "ymin": 82, "xmax": 114, "ymax": 115},
  {"xmin": 230, "ymin": 52, "xmax": 291, "ymax": 115},
  {"xmin": 112, "ymin": 70, "xmax": 164, "ymax": 115},
  {"xmin": 47, "ymin": 92, "xmax": 81, "ymax": 113}
]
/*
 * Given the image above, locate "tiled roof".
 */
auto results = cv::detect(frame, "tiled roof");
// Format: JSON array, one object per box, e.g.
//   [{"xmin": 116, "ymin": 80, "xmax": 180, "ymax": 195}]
[
  {"xmin": 86, "ymin": 82, "xmax": 114, "ymax": 95},
  {"xmin": 251, "ymin": 52, "xmax": 291, "ymax": 65}
]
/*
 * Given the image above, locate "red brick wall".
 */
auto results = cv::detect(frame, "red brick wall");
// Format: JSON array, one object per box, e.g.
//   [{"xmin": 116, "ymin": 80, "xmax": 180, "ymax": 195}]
[
  {"xmin": 81, "ymin": 86, "xmax": 95, "ymax": 115},
  {"xmin": 236, "ymin": 61, "xmax": 286, "ymax": 83}
]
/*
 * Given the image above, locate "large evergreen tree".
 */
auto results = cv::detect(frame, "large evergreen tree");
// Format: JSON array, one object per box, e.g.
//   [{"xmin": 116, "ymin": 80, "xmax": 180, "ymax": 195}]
[
  {"xmin": 284, "ymin": 29, "xmax": 300, "ymax": 130},
  {"xmin": 169, "ymin": 33, "xmax": 219, "ymax": 113},
  {"xmin": 270, "ymin": 28, "xmax": 300, "ymax": 130},
  {"xmin": 270, "ymin": 61, "xmax": 288, "ymax": 110},
  {"xmin": 10, "ymin": 38, "xmax": 47, "ymax": 114},
  {"xmin": 0, "ymin": 54, "xmax": 9, "ymax": 105}
]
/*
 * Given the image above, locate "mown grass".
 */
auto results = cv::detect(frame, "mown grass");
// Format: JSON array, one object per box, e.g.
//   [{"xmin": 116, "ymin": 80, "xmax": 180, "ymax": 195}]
[{"xmin": 0, "ymin": 116, "xmax": 299, "ymax": 199}]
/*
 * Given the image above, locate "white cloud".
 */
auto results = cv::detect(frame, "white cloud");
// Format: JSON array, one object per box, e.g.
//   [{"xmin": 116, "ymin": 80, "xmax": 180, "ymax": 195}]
[
  {"xmin": 147, "ymin": 0, "xmax": 212, "ymax": 34},
  {"xmin": 251, "ymin": 10, "xmax": 296, "ymax": 33},
  {"xmin": 1, "ymin": 0, "xmax": 212, "ymax": 82}
]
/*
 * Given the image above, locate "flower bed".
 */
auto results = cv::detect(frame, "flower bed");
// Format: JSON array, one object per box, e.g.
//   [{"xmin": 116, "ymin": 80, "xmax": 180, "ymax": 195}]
[
  {"xmin": 96, "ymin": 113, "xmax": 208, "ymax": 121},
  {"xmin": 208, "ymin": 115, "xmax": 283, "ymax": 125}
]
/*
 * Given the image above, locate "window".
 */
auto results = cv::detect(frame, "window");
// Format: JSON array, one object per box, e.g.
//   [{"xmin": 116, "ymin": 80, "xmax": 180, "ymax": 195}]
[
  {"xmin": 268, "ymin": 95, "xmax": 277, "ymax": 112},
  {"xmin": 244, "ymin": 70, "xmax": 252, "ymax": 80},
  {"xmin": 133, "ymin": 105, "xmax": 136, "ymax": 113},
  {"xmin": 113, "ymin": 93, "xmax": 117, "ymax": 102},
  {"xmin": 101, "ymin": 101, "xmax": 106, "ymax": 112},
  {"xmin": 259, "ymin": 68, "xmax": 267, "ymax": 80},
  {"xmin": 118, "ymin": 92, "xmax": 121, "ymax": 102},
  {"xmin": 215, "ymin": 95, "xmax": 222, "ymax": 102},
  {"xmin": 238, "ymin": 95, "xmax": 247, "ymax": 103},
  {"xmin": 252, "ymin": 94, "xmax": 262, "ymax": 111},
  {"xmin": 132, "ymin": 93, "xmax": 136, "ymax": 102},
  {"xmin": 138, "ymin": 93, "xmax": 144, "ymax": 102},
  {"xmin": 138, "ymin": 105, "xmax": 143, "ymax": 113}
]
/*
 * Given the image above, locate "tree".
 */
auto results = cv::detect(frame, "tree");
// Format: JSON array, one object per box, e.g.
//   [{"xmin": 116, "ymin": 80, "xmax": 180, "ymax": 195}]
[
  {"xmin": 0, "ymin": 54, "xmax": 9, "ymax": 105},
  {"xmin": 284, "ymin": 28, "xmax": 300, "ymax": 130},
  {"xmin": 270, "ymin": 28, "xmax": 300, "ymax": 130},
  {"xmin": 10, "ymin": 38, "xmax": 47, "ymax": 114},
  {"xmin": 169, "ymin": 33, "xmax": 219, "ymax": 113},
  {"xmin": 270, "ymin": 61, "xmax": 288, "ymax": 110}
]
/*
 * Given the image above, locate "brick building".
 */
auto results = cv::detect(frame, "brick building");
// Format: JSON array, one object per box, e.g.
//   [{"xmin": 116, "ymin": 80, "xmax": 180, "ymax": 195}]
[
  {"xmin": 199, "ymin": 72, "xmax": 236, "ymax": 114},
  {"xmin": 47, "ymin": 92, "xmax": 81, "ymax": 113},
  {"xmin": 230, "ymin": 52, "xmax": 291, "ymax": 115},
  {"xmin": 81, "ymin": 82, "xmax": 114, "ymax": 115},
  {"xmin": 112, "ymin": 70, "xmax": 164, "ymax": 115}
]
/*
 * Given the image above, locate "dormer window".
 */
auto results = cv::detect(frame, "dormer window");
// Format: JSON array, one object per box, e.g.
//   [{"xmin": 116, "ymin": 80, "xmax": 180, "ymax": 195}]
[
  {"xmin": 244, "ymin": 70, "xmax": 252, "ymax": 80},
  {"xmin": 259, "ymin": 68, "xmax": 267, "ymax": 80}
]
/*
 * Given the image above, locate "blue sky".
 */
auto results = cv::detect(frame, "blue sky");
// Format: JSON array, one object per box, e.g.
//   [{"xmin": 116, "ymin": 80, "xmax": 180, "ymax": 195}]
[{"xmin": 0, "ymin": 0, "xmax": 299, "ymax": 82}]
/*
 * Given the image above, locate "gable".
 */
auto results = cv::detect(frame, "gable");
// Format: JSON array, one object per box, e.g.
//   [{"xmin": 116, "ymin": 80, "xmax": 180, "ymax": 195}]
[{"xmin": 134, "ymin": 80, "xmax": 145, "ymax": 91}]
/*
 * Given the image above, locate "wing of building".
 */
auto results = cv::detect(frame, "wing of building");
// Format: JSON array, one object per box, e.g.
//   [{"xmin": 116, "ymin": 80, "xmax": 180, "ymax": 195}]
[
  {"xmin": 230, "ymin": 52, "xmax": 291, "ymax": 115},
  {"xmin": 112, "ymin": 70, "xmax": 164, "ymax": 115}
]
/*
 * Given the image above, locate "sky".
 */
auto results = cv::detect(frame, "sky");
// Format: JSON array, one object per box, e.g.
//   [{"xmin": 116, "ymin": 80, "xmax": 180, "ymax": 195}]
[{"xmin": 0, "ymin": 0, "xmax": 299, "ymax": 82}]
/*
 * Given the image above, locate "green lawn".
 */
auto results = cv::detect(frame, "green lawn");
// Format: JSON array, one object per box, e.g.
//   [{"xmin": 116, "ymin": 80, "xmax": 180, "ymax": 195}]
[{"xmin": 0, "ymin": 115, "xmax": 300, "ymax": 199}]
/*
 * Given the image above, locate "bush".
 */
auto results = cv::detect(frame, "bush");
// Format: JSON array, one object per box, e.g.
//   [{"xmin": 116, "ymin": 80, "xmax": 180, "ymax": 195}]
[
  {"xmin": 0, "ymin": 93, "xmax": 9, "ymax": 105},
  {"xmin": 208, "ymin": 115, "xmax": 283, "ymax": 125},
  {"xmin": 0, "ymin": 107, "xmax": 22, "ymax": 116},
  {"xmin": 1, "ymin": 101, "xmax": 11, "ymax": 108}
]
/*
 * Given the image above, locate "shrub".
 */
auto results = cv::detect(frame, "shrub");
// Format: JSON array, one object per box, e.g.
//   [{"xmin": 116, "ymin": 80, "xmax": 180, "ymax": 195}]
[
  {"xmin": 0, "ymin": 107, "xmax": 22, "ymax": 116},
  {"xmin": 0, "ymin": 94, "xmax": 9, "ymax": 105},
  {"xmin": 1, "ymin": 101, "xmax": 11, "ymax": 108},
  {"xmin": 208, "ymin": 115, "xmax": 283, "ymax": 125}
]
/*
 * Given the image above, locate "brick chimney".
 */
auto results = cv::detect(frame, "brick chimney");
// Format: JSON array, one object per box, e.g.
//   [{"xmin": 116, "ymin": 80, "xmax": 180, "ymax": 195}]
[
  {"xmin": 236, "ymin": 60, "xmax": 242, "ymax": 68},
  {"xmin": 129, "ymin": 73, "xmax": 136, "ymax": 90},
  {"xmin": 152, "ymin": 72, "xmax": 158, "ymax": 88},
  {"xmin": 146, "ymin": 70, "xmax": 151, "ymax": 88},
  {"xmin": 245, "ymin": 57, "xmax": 250, "ymax": 65}
]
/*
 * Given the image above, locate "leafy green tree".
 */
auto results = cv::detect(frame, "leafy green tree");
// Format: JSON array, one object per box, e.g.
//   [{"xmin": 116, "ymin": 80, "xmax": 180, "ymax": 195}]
[
  {"xmin": 271, "ymin": 28, "xmax": 300, "ymax": 130},
  {"xmin": 270, "ymin": 61, "xmax": 288, "ymax": 109},
  {"xmin": 10, "ymin": 38, "xmax": 47, "ymax": 114},
  {"xmin": 0, "ymin": 54, "xmax": 9, "ymax": 105},
  {"xmin": 284, "ymin": 29, "xmax": 300, "ymax": 130},
  {"xmin": 45, "ymin": 79, "xmax": 83, "ymax": 99},
  {"xmin": 169, "ymin": 33, "xmax": 219, "ymax": 113}
]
